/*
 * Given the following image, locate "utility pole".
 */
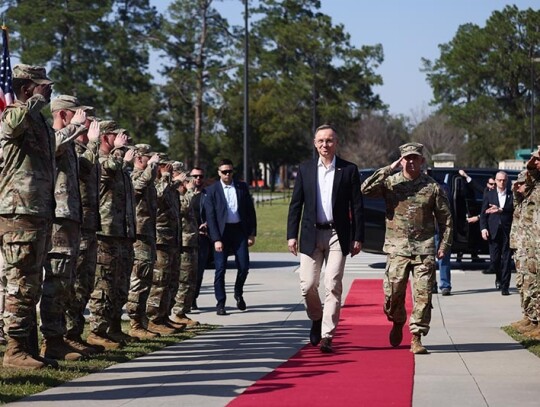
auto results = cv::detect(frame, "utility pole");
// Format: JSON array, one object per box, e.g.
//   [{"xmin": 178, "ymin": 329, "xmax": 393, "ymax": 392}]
[{"xmin": 243, "ymin": 0, "xmax": 249, "ymax": 184}]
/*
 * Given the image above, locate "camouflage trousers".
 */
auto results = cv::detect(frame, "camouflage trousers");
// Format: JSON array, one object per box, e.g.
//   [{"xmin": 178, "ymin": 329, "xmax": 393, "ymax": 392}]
[
  {"xmin": 0, "ymin": 215, "xmax": 51, "ymax": 339},
  {"xmin": 171, "ymin": 246, "xmax": 198, "ymax": 316},
  {"xmin": 0, "ymin": 251, "xmax": 5, "ymax": 331},
  {"xmin": 516, "ymin": 248, "xmax": 539, "ymax": 322},
  {"xmin": 383, "ymin": 253, "xmax": 436, "ymax": 336},
  {"xmin": 147, "ymin": 244, "xmax": 179, "ymax": 322},
  {"xmin": 65, "ymin": 229, "xmax": 97, "ymax": 338},
  {"xmin": 40, "ymin": 219, "xmax": 81, "ymax": 338},
  {"xmin": 88, "ymin": 236, "xmax": 134, "ymax": 335},
  {"xmin": 126, "ymin": 236, "xmax": 156, "ymax": 321}
]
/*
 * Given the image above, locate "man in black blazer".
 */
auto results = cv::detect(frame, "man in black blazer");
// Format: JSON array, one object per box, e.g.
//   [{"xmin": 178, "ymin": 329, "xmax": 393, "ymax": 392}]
[
  {"xmin": 480, "ymin": 171, "xmax": 514, "ymax": 295},
  {"xmin": 287, "ymin": 124, "xmax": 364, "ymax": 353},
  {"xmin": 204, "ymin": 159, "xmax": 257, "ymax": 315}
]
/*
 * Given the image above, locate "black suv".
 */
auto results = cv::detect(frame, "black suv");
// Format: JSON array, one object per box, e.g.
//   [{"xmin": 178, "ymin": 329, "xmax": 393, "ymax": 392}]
[{"xmin": 358, "ymin": 167, "xmax": 520, "ymax": 257}]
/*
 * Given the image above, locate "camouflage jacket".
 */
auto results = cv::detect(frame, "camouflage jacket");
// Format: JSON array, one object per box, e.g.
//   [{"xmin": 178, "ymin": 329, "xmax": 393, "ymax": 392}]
[
  {"xmin": 75, "ymin": 140, "xmax": 101, "ymax": 232},
  {"xmin": 0, "ymin": 95, "xmax": 56, "ymax": 218},
  {"xmin": 155, "ymin": 172, "xmax": 180, "ymax": 247},
  {"xmin": 180, "ymin": 189, "xmax": 198, "ymax": 247},
  {"xmin": 53, "ymin": 122, "xmax": 86, "ymax": 222},
  {"xmin": 361, "ymin": 165, "xmax": 453, "ymax": 256},
  {"xmin": 510, "ymin": 186, "xmax": 529, "ymax": 250},
  {"xmin": 131, "ymin": 164, "xmax": 158, "ymax": 239},
  {"xmin": 522, "ymin": 168, "xmax": 540, "ymax": 256},
  {"xmin": 97, "ymin": 148, "xmax": 136, "ymax": 239}
]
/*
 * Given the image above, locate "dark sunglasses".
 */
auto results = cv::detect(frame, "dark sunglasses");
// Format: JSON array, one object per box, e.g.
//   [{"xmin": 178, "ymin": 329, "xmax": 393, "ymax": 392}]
[
  {"xmin": 191, "ymin": 175, "xmax": 203, "ymax": 179},
  {"xmin": 220, "ymin": 170, "xmax": 233, "ymax": 175},
  {"xmin": 487, "ymin": 182, "xmax": 496, "ymax": 186}
]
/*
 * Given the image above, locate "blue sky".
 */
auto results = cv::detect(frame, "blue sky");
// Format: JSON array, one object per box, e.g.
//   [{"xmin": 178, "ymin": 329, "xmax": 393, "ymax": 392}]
[{"xmin": 152, "ymin": 0, "xmax": 539, "ymax": 117}]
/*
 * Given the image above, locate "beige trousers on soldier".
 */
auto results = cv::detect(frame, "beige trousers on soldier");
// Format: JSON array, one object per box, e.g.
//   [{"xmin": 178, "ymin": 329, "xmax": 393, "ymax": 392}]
[{"xmin": 299, "ymin": 229, "xmax": 346, "ymax": 339}]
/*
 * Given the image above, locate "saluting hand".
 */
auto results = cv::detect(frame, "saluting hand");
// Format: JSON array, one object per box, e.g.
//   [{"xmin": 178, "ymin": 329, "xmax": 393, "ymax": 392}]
[
  {"xmin": 72, "ymin": 109, "xmax": 87, "ymax": 125},
  {"xmin": 87, "ymin": 120, "xmax": 100, "ymax": 142},
  {"xmin": 123, "ymin": 148, "xmax": 135, "ymax": 163},
  {"xmin": 114, "ymin": 133, "xmax": 129, "ymax": 148},
  {"xmin": 390, "ymin": 157, "xmax": 402, "ymax": 170},
  {"xmin": 148, "ymin": 153, "xmax": 160, "ymax": 165},
  {"xmin": 33, "ymin": 83, "xmax": 52, "ymax": 101}
]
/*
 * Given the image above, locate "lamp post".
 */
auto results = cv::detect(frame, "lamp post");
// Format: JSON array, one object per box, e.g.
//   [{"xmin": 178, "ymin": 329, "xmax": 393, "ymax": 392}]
[
  {"xmin": 243, "ymin": 0, "xmax": 249, "ymax": 184},
  {"xmin": 531, "ymin": 57, "xmax": 540, "ymax": 153}
]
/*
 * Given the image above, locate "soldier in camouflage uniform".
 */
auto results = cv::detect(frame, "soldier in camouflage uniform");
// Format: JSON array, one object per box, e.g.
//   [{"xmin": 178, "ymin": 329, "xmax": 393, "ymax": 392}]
[
  {"xmin": 361, "ymin": 142, "xmax": 452, "ymax": 354},
  {"xmin": 127, "ymin": 144, "xmax": 161, "ymax": 339},
  {"xmin": 0, "ymin": 151, "xmax": 5, "ymax": 346},
  {"xmin": 65, "ymin": 118, "xmax": 103, "ymax": 353},
  {"xmin": 518, "ymin": 149, "xmax": 540, "ymax": 339},
  {"xmin": 170, "ymin": 163, "xmax": 200, "ymax": 327},
  {"xmin": 0, "ymin": 250, "xmax": 6, "ymax": 346},
  {"xmin": 146, "ymin": 156, "xmax": 184, "ymax": 335},
  {"xmin": 509, "ymin": 171, "xmax": 531, "ymax": 331},
  {"xmin": 87, "ymin": 121, "xmax": 137, "ymax": 350},
  {"xmin": 40, "ymin": 95, "xmax": 92, "ymax": 362},
  {"xmin": 0, "ymin": 65, "xmax": 55, "ymax": 369}
]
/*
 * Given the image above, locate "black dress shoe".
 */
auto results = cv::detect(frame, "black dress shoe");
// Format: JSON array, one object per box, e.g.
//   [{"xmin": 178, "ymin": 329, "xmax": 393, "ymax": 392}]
[
  {"xmin": 319, "ymin": 337, "xmax": 333, "ymax": 353},
  {"xmin": 310, "ymin": 319, "xmax": 322, "ymax": 346},
  {"xmin": 216, "ymin": 307, "xmax": 228, "ymax": 315},
  {"xmin": 501, "ymin": 289, "xmax": 510, "ymax": 296},
  {"xmin": 234, "ymin": 296, "xmax": 247, "ymax": 311}
]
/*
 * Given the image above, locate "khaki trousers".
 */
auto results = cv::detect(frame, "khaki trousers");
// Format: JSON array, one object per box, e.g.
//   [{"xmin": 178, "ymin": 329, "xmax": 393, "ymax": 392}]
[{"xmin": 299, "ymin": 229, "xmax": 346, "ymax": 339}]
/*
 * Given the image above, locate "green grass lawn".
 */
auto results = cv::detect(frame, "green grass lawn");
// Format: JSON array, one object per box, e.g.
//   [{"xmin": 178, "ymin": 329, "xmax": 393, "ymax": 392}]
[
  {"xmin": 0, "ymin": 323, "xmax": 216, "ymax": 404},
  {"xmin": 253, "ymin": 195, "xmax": 290, "ymax": 253},
  {"xmin": 502, "ymin": 325, "xmax": 540, "ymax": 358}
]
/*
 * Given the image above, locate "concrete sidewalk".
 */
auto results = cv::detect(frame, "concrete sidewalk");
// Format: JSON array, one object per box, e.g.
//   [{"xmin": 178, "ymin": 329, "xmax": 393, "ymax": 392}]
[{"xmin": 9, "ymin": 252, "xmax": 540, "ymax": 406}]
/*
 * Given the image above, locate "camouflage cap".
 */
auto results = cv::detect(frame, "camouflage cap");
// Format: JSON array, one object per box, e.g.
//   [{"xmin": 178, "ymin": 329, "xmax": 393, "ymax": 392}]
[
  {"xmin": 133, "ymin": 143, "xmax": 153, "ymax": 156},
  {"xmin": 399, "ymin": 142, "xmax": 424, "ymax": 157},
  {"xmin": 51, "ymin": 95, "xmax": 93, "ymax": 113},
  {"xmin": 156, "ymin": 152, "xmax": 170, "ymax": 164},
  {"xmin": 99, "ymin": 120, "xmax": 123, "ymax": 135},
  {"xmin": 516, "ymin": 170, "xmax": 527, "ymax": 183},
  {"xmin": 12, "ymin": 64, "xmax": 53, "ymax": 85},
  {"xmin": 170, "ymin": 161, "xmax": 184, "ymax": 172}
]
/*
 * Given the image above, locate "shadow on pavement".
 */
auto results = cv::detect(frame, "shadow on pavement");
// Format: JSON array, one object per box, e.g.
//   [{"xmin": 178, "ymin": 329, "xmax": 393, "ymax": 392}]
[{"xmin": 21, "ymin": 321, "xmax": 313, "ymax": 403}]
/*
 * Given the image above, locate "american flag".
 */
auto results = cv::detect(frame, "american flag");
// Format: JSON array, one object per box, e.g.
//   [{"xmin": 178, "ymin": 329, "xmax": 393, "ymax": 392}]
[{"xmin": 0, "ymin": 25, "xmax": 13, "ymax": 113}]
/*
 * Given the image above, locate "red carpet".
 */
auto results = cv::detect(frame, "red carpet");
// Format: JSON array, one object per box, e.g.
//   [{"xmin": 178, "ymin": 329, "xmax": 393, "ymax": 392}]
[{"xmin": 228, "ymin": 279, "xmax": 414, "ymax": 407}]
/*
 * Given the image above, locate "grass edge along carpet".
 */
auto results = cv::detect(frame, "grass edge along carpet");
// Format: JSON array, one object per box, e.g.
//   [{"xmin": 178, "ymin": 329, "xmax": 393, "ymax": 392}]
[{"xmin": 228, "ymin": 279, "xmax": 414, "ymax": 407}]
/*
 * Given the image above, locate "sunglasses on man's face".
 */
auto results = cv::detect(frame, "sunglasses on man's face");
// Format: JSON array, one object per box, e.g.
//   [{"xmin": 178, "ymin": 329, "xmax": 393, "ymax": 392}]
[
  {"xmin": 220, "ymin": 170, "xmax": 233, "ymax": 175},
  {"xmin": 191, "ymin": 174, "xmax": 204, "ymax": 179},
  {"xmin": 488, "ymin": 182, "xmax": 496, "ymax": 186}
]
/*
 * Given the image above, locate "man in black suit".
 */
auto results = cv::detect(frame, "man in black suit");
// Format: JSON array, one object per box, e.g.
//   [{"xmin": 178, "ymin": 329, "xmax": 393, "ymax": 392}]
[
  {"xmin": 287, "ymin": 124, "xmax": 364, "ymax": 353},
  {"xmin": 204, "ymin": 159, "xmax": 257, "ymax": 315},
  {"xmin": 480, "ymin": 171, "xmax": 514, "ymax": 295}
]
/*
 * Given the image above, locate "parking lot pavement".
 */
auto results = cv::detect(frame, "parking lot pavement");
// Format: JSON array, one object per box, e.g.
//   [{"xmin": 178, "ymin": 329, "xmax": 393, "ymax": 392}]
[{"xmin": 9, "ymin": 252, "xmax": 540, "ymax": 407}]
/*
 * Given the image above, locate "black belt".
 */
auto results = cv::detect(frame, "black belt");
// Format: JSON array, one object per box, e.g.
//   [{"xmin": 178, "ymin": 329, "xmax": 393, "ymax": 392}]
[{"xmin": 315, "ymin": 222, "xmax": 335, "ymax": 230}]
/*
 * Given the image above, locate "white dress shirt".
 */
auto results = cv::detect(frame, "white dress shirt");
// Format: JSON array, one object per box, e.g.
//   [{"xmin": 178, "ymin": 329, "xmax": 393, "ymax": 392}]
[
  {"xmin": 316, "ymin": 156, "xmax": 336, "ymax": 224},
  {"xmin": 497, "ymin": 188, "xmax": 506, "ymax": 209},
  {"xmin": 221, "ymin": 180, "xmax": 240, "ymax": 223}
]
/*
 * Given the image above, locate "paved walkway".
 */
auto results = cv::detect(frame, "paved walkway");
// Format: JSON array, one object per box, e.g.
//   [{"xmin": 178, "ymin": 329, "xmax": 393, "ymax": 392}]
[{"xmin": 8, "ymin": 252, "xmax": 540, "ymax": 406}]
